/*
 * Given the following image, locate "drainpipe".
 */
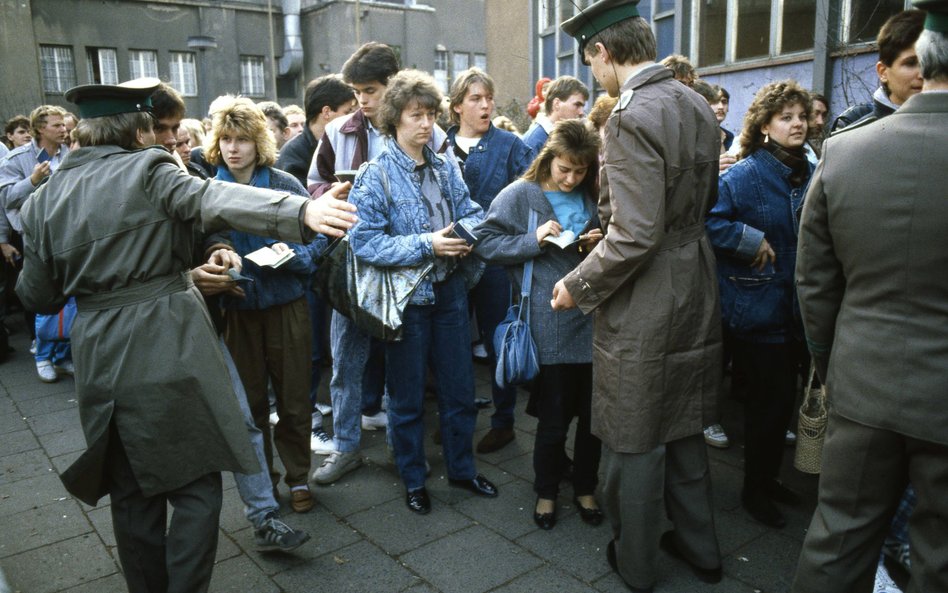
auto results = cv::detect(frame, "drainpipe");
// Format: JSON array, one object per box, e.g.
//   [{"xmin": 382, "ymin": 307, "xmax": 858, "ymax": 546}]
[{"xmin": 278, "ymin": 0, "xmax": 303, "ymax": 78}]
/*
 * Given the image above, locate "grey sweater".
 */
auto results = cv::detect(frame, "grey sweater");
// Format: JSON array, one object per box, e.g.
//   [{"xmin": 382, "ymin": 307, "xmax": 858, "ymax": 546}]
[{"xmin": 475, "ymin": 179, "xmax": 597, "ymax": 366}]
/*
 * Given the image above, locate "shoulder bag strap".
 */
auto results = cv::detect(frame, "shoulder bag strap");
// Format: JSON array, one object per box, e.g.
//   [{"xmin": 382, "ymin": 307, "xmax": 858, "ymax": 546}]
[{"xmin": 519, "ymin": 209, "xmax": 538, "ymax": 322}]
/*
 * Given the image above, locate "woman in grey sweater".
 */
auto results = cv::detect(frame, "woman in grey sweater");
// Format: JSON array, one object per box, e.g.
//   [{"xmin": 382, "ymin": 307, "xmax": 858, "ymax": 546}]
[{"xmin": 476, "ymin": 120, "xmax": 603, "ymax": 530}]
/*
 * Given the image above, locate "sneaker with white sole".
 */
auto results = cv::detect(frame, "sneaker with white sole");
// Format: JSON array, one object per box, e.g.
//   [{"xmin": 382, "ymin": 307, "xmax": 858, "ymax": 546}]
[
  {"xmin": 310, "ymin": 427, "xmax": 335, "ymax": 455},
  {"xmin": 703, "ymin": 424, "xmax": 730, "ymax": 448},
  {"xmin": 785, "ymin": 430, "xmax": 797, "ymax": 446},
  {"xmin": 254, "ymin": 513, "xmax": 310, "ymax": 552},
  {"xmin": 312, "ymin": 451, "xmax": 363, "ymax": 484},
  {"xmin": 315, "ymin": 403, "xmax": 333, "ymax": 416},
  {"xmin": 361, "ymin": 411, "xmax": 388, "ymax": 431},
  {"xmin": 269, "ymin": 411, "xmax": 279, "ymax": 426},
  {"xmin": 36, "ymin": 360, "xmax": 58, "ymax": 383},
  {"xmin": 29, "ymin": 339, "xmax": 37, "ymax": 355},
  {"xmin": 54, "ymin": 360, "xmax": 75, "ymax": 376}
]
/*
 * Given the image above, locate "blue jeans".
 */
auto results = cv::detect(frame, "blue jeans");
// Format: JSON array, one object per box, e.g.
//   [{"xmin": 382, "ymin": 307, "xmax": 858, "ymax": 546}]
[
  {"xmin": 220, "ymin": 338, "xmax": 279, "ymax": 528},
  {"xmin": 33, "ymin": 315, "xmax": 71, "ymax": 365},
  {"xmin": 469, "ymin": 264, "xmax": 517, "ymax": 429},
  {"xmin": 386, "ymin": 273, "xmax": 477, "ymax": 491},
  {"xmin": 328, "ymin": 312, "xmax": 386, "ymax": 453}
]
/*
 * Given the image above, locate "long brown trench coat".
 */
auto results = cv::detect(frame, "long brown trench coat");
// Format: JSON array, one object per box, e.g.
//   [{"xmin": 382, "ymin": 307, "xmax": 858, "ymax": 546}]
[
  {"xmin": 16, "ymin": 145, "xmax": 314, "ymax": 505},
  {"xmin": 562, "ymin": 66, "xmax": 723, "ymax": 454}
]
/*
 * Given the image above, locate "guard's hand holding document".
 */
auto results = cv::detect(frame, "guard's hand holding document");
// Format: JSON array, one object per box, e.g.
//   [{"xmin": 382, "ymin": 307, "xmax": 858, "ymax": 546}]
[{"xmin": 245, "ymin": 245, "xmax": 295, "ymax": 268}]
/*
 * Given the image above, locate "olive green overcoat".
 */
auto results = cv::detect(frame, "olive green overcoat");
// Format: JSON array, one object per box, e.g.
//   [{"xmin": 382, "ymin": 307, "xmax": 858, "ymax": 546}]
[{"xmin": 16, "ymin": 145, "xmax": 314, "ymax": 505}]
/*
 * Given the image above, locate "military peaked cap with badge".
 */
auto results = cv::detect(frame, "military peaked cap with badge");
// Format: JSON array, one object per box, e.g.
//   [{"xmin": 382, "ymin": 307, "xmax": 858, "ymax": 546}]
[
  {"xmin": 64, "ymin": 78, "xmax": 161, "ymax": 119},
  {"xmin": 560, "ymin": 0, "xmax": 643, "ymax": 56},
  {"xmin": 913, "ymin": 0, "xmax": 948, "ymax": 32}
]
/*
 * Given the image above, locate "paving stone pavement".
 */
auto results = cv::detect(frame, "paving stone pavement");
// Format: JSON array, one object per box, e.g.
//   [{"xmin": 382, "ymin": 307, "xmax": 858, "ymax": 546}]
[{"xmin": 0, "ymin": 318, "xmax": 821, "ymax": 592}]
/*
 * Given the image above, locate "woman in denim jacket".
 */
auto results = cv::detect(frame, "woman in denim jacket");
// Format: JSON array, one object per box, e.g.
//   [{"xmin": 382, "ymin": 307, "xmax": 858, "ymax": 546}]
[
  {"xmin": 348, "ymin": 70, "xmax": 497, "ymax": 515},
  {"xmin": 705, "ymin": 80, "xmax": 814, "ymax": 530},
  {"xmin": 206, "ymin": 97, "xmax": 324, "ymax": 513},
  {"xmin": 476, "ymin": 120, "xmax": 604, "ymax": 531}
]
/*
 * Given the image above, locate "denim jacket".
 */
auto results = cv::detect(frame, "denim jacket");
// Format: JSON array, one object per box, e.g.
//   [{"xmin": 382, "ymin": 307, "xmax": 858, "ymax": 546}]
[
  {"xmin": 348, "ymin": 138, "xmax": 484, "ymax": 305},
  {"xmin": 705, "ymin": 148, "xmax": 813, "ymax": 343},
  {"xmin": 217, "ymin": 166, "xmax": 325, "ymax": 311},
  {"xmin": 446, "ymin": 123, "xmax": 534, "ymax": 211}
]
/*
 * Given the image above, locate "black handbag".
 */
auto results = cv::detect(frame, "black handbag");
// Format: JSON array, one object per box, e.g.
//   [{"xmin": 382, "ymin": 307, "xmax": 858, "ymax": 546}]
[
  {"xmin": 493, "ymin": 209, "xmax": 540, "ymax": 388},
  {"xmin": 312, "ymin": 165, "xmax": 432, "ymax": 341}
]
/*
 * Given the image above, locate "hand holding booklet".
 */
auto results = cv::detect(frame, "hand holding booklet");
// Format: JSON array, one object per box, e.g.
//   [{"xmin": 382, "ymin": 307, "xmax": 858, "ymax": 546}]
[
  {"xmin": 542, "ymin": 230, "xmax": 581, "ymax": 249},
  {"xmin": 245, "ymin": 245, "xmax": 296, "ymax": 268}
]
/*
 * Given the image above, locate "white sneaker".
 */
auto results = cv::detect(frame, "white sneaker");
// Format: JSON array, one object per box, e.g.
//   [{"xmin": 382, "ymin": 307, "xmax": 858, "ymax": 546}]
[
  {"xmin": 361, "ymin": 411, "xmax": 388, "ymax": 431},
  {"xmin": 54, "ymin": 360, "xmax": 75, "ymax": 376},
  {"xmin": 472, "ymin": 343, "xmax": 488, "ymax": 359},
  {"xmin": 703, "ymin": 424, "xmax": 730, "ymax": 448},
  {"xmin": 315, "ymin": 403, "xmax": 333, "ymax": 416},
  {"xmin": 312, "ymin": 451, "xmax": 363, "ymax": 484},
  {"xmin": 310, "ymin": 427, "xmax": 335, "ymax": 455},
  {"xmin": 29, "ymin": 339, "xmax": 37, "ymax": 355},
  {"xmin": 36, "ymin": 360, "xmax": 58, "ymax": 383},
  {"xmin": 269, "ymin": 411, "xmax": 279, "ymax": 426},
  {"xmin": 785, "ymin": 430, "xmax": 797, "ymax": 446}
]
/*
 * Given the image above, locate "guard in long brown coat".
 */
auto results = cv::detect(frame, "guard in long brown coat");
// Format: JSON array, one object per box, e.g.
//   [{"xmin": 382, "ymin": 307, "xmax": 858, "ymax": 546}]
[
  {"xmin": 558, "ymin": 2, "xmax": 723, "ymax": 591},
  {"xmin": 15, "ymin": 79, "xmax": 356, "ymax": 593}
]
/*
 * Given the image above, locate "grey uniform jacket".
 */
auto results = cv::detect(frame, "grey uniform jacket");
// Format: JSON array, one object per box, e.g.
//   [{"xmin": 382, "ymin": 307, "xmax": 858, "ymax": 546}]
[
  {"xmin": 561, "ymin": 65, "xmax": 723, "ymax": 454},
  {"xmin": 475, "ymin": 179, "xmax": 597, "ymax": 366},
  {"xmin": 16, "ymin": 145, "xmax": 315, "ymax": 505},
  {"xmin": 795, "ymin": 91, "xmax": 948, "ymax": 446}
]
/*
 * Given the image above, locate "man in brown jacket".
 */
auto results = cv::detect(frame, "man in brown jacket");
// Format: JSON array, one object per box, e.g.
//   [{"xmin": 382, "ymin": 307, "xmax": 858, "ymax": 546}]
[
  {"xmin": 556, "ymin": 2, "xmax": 723, "ymax": 591},
  {"xmin": 792, "ymin": 3, "xmax": 948, "ymax": 590}
]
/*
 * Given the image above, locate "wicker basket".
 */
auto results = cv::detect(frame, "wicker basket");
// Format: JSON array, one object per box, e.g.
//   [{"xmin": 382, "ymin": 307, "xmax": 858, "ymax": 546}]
[{"xmin": 794, "ymin": 365, "xmax": 828, "ymax": 474}]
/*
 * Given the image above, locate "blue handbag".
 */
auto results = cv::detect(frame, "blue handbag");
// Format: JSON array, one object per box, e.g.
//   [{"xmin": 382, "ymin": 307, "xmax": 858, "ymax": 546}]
[
  {"xmin": 35, "ymin": 298, "xmax": 77, "ymax": 342},
  {"xmin": 493, "ymin": 210, "xmax": 540, "ymax": 388}
]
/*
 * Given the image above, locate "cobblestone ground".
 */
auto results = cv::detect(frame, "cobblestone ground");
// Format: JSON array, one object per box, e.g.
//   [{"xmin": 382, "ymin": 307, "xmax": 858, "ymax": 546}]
[{"xmin": 0, "ymin": 316, "xmax": 824, "ymax": 593}]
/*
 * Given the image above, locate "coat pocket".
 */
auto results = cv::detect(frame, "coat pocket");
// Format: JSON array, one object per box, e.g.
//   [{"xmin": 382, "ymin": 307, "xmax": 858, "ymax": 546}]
[{"xmin": 724, "ymin": 275, "xmax": 789, "ymax": 336}]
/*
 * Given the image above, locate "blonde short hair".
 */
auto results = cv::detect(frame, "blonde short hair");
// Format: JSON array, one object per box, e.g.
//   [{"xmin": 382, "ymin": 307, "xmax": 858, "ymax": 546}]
[{"xmin": 204, "ymin": 96, "xmax": 277, "ymax": 168}]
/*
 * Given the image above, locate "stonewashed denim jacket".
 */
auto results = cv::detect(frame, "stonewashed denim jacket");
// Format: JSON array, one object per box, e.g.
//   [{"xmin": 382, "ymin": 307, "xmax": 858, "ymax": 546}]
[
  {"xmin": 348, "ymin": 138, "xmax": 484, "ymax": 306},
  {"xmin": 445, "ymin": 123, "xmax": 534, "ymax": 211},
  {"xmin": 705, "ymin": 148, "xmax": 813, "ymax": 343}
]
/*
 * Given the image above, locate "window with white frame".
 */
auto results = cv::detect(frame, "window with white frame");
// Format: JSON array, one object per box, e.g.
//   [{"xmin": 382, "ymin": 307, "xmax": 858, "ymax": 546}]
[
  {"xmin": 86, "ymin": 48, "xmax": 118, "ymax": 85},
  {"xmin": 434, "ymin": 49, "xmax": 449, "ymax": 92},
  {"xmin": 240, "ymin": 56, "xmax": 266, "ymax": 96},
  {"xmin": 474, "ymin": 53, "xmax": 487, "ymax": 71},
  {"xmin": 169, "ymin": 52, "xmax": 197, "ymax": 97},
  {"xmin": 453, "ymin": 52, "xmax": 470, "ymax": 76},
  {"xmin": 129, "ymin": 50, "xmax": 159, "ymax": 79},
  {"xmin": 40, "ymin": 45, "xmax": 76, "ymax": 93}
]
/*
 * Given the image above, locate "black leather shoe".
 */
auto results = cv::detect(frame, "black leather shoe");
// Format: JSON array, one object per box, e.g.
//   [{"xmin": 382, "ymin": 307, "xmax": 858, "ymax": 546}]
[
  {"xmin": 448, "ymin": 474, "xmax": 498, "ymax": 497},
  {"xmin": 659, "ymin": 531, "xmax": 722, "ymax": 584},
  {"xmin": 533, "ymin": 498, "xmax": 556, "ymax": 530},
  {"xmin": 742, "ymin": 488, "xmax": 786, "ymax": 528},
  {"xmin": 406, "ymin": 488, "xmax": 431, "ymax": 514},
  {"xmin": 573, "ymin": 497, "xmax": 604, "ymax": 526},
  {"xmin": 607, "ymin": 540, "xmax": 654, "ymax": 593},
  {"xmin": 767, "ymin": 480, "xmax": 801, "ymax": 506}
]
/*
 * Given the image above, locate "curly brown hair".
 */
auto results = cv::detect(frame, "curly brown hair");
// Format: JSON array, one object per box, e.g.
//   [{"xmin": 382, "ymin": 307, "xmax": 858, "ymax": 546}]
[{"xmin": 737, "ymin": 80, "xmax": 812, "ymax": 159}]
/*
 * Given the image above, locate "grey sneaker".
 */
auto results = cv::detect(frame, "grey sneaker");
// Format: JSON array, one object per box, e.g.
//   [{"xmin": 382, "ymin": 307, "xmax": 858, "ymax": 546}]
[
  {"xmin": 36, "ymin": 360, "xmax": 58, "ymax": 383},
  {"xmin": 361, "ymin": 411, "xmax": 388, "ymax": 431},
  {"xmin": 703, "ymin": 424, "xmax": 730, "ymax": 448},
  {"xmin": 312, "ymin": 451, "xmax": 363, "ymax": 484},
  {"xmin": 254, "ymin": 513, "xmax": 310, "ymax": 552}
]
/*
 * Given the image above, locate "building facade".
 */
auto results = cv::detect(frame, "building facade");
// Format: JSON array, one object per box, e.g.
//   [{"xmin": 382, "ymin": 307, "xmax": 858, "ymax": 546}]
[
  {"xmin": 528, "ymin": 0, "xmax": 915, "ymax": 128},
  {"xmin": 0, "ymin": 0, "xmax": 486, "ymax": 120}
]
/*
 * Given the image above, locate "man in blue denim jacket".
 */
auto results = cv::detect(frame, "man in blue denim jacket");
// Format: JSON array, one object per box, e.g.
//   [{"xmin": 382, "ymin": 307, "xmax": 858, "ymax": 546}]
[{"xmin": 446, "ymin": 68, "xmax": 534, "ymax": 453}]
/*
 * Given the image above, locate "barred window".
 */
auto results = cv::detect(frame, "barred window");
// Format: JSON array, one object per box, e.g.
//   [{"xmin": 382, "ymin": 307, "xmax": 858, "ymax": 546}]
[
  {"xmin": 129, "ymin": 49, "xmax": 158, "ymax": 79},
  {"xmin": 86, "ymin": 48, "xmax": 118, "ymax": 85},
  {"xmin": 40, "ymin": 45, "xmax": 76, "ymax": 93},
  {"xmin": 240, "ymin": 56, "xmax": 266, "ymax": 96},
  {"xmin": 169, "ymin": 52, "xmax": 197, "ymax": 97}
]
